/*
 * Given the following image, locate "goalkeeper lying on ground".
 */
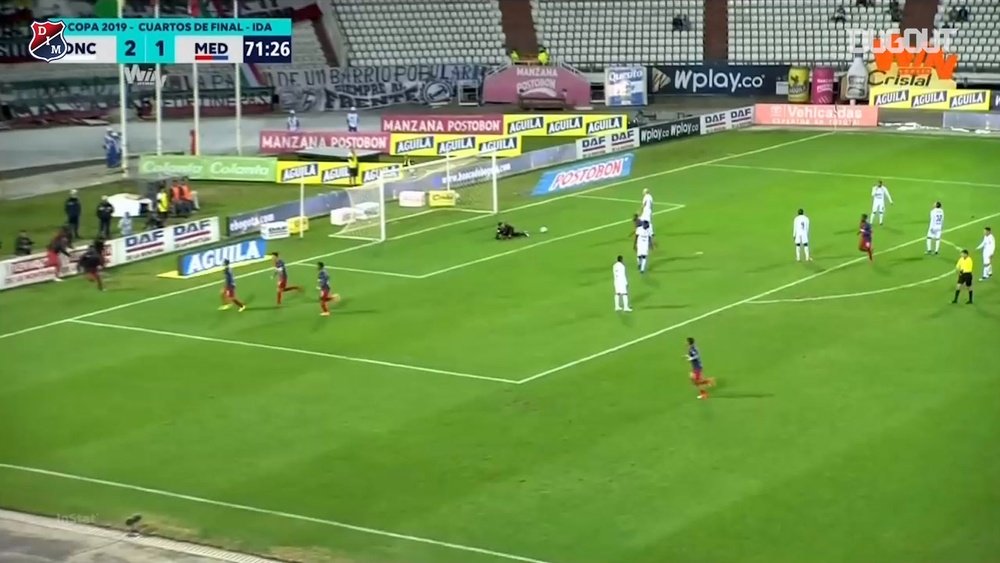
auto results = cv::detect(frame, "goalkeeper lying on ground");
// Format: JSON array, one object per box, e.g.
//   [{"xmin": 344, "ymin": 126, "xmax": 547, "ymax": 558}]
[{"xmin": 496, "ymin": 222, "xmax": 529, "ymax": 240}]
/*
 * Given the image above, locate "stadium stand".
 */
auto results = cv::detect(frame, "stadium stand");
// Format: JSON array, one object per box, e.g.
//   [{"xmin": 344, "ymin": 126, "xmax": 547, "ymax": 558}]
[
  {"xmin": 531, "ymin": 0, "xmax": 704, "ymax": 68},
  {"xmin": 935, "ymin": 0, "xmax": 1000, "ymax": 69},
  {"xmin": 728, "ymin": 0, "xmax": 906, "ymax": 67},
  {"xmin": 330, "ymin": 0, "xmax": 508, "ymax": 66}
]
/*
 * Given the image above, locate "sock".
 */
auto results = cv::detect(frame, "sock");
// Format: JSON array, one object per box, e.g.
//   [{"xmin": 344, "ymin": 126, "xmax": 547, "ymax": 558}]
[
  {"xmin": 954, "ymin": 289, "xmax": 960, "ymax": 302},
  {"xmin": 935, "ymin": 240, "xmax": 941, "ymax": 253},
  {"xmin": 804, "ymin": 246, "xmax": 810, "ymax": 260},
  {"xmin": 968, "ymin": 290, "xmax": 973, "ymax": 303},
  {"xmin": 233, "ymin": 299, "xmax": 244, "ymax": 308},
  {"xmin": 321, "ymin": 299, "xmax": 329, "ymax": 313},
  {"xmin": 868, "ymin": 248, "xmax": 873, "ymax": 261},
  {"xmin": 985, "ymin": 268, "xmax": 989, "ymax": 279},
  {"xmin": 639, "ymin": 257, "xmax": 647, "ymax": 272},
  {"xmin": 622, "ymin": 294, "xmax": 630, "ymax": 310},
  {"xmin": 614, "ymin": 294, "xmax": 620, "ymax": 309},
  {"xmin": 277, "ymin": 290, "xmax": 283, "ymax": 305},
  {"xmin": 795, "ymin": 246, "xmax": 801, "ymax": 260},
  {"xmin": 926, "ymin": 239, "xmax": 932, "ymax": 252}
]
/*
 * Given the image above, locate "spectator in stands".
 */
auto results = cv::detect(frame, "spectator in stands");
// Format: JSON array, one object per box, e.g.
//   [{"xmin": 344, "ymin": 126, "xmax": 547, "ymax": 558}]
[
  {"xmin": 831, "ymin": 6, "xmax": 847, "ymax": 24},
  {"xmin": 287, "ymin": 109, "xmax": 300, "ymax": 131},
  {"xmin": 856, "ymin": 0, "xmax": 872, "ymax": 8},
  {"xmin": 672, "ymin": 14, "xmax": 690, "ymax": 31},
  {"xmin": 958, "ymin": 5, "xmax": 970, "ymax": 22},
  {"xmin": 538, "ymin": 47, "xmax": 550, "ymax": 65},
  {"xmin": 14, "ymin": 230, "xmax": 33, "ymax": 256},
  {"xmin": 888, "ymin": 0, "xmax": 901, "ymax": 22},
  {"xmin": 508, "ymin": 48, "xmax": 520, "ymax": 63}
]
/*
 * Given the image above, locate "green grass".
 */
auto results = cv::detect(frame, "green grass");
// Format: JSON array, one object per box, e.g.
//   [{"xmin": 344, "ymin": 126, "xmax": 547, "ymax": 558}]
[{"xmin": 1, "ymin": 130, "xmax": 1000, "ymax": 563}]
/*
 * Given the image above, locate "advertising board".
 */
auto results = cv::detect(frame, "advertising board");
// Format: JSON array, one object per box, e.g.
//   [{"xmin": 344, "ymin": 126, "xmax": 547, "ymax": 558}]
[
  {"xmin": 502, "ymin": 114, "xmax": 628, "ymax": 137},
  {"xmin": 700, "ymin": 106, "xmax": 755, "ymax": 133},
  {"xmin": 380, "ymin": 114, "xmax": 505, "ymax": 134},
  {"xmin": 175, "ymin": 238, "xmax": 268, "ymax": 278},
  {"xmin": 605, "ymin": 67, "xmax": 648, "ymax": 106},
  {"xmin": 481, "ymin": 64, "xmax": 591, "ymax": 106},
  {"xmin": 258, "ymin": 131, "xmax": 391, "ymax": 154},
  {"xmin": 389, "ymin": 134, "xmax": 522, "ymax": 157},
  {"xmin": 649, "ymin": 64, "xmax": 788, "ymax": 95},
  {"xmin": 869, "ymin": 86, "xmax": 991, "ymax": 111},
  {"xmin": 753, "ymin": 104, "xmax": 879, "ymax": 128},
  {"xmin": 274, "ymin": 161, "xmax": 400, "ymax": 185},
  {"xmin": 637, "ymin": 116, "xmax": 701, "ymax": 146},
  {"xmin": 576, "ymin": 129, "xmax": 639, "ymax": 159},
  {"xmin": 138, "ymin": 156, "xmax": 277, "ymax": 182},
  {"xmin": 533, "ymin": 154, "xmax": 635, "ymax": 196}
]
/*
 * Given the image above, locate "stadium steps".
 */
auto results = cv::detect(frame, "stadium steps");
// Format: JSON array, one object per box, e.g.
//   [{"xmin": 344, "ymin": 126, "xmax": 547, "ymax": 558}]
[
  {"xmin": 902, "ymin": 0, "xmax": 941, "ymax": 34},
  {"xmin": 498, "ymin": 0, "xmax": 539, "ymax": 55},
  {"xmin": 704, "ymin": 0, "xmax": 729, "ymax": 60}
]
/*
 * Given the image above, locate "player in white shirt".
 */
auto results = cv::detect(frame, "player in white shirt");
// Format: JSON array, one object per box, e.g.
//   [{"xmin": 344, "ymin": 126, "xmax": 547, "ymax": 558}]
[
  {"xmin": 286, "ymin": 110, "xmax": 300, "ymax": 132},
  {"xmin": 346, "ymin": 106, "xmax": 359, "ymax": 132},
  {"xmin": 926, "ymin": 202, "xmax": 944, "ymax": 255},
  {"xmin": 612, "ymin": 255, "xmax": 632, "ymax": 312},
  {"xmin": 635, "ymin": 220, "xmax": 654, "ymax": 273},
  {"xmin": 870, "ymin": 180, "xmax": 893, "ymax": 225},
  {"xmin": 976, "ymin": 226, "xmax": 995, "ymax": 280},
  {"xmin": 638, "ymin": 188, "xmax": 654, "ymax": 236},
  {"xmin": 793, "ymin": 208, "xmax": 811, "ymax": 261}
]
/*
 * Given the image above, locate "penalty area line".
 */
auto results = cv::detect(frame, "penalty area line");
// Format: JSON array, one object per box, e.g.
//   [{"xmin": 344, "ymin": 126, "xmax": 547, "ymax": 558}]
[
  {"xmin": 746, "ymin": 270, "xmax": 955, "ymax": 305},
  {"xmin": 70, "ymin": 319, "xmax": 516, "ymax": 385},
  {"xmin": 0, "ymin": 464, "xmax": 553, "ymax": 563}
]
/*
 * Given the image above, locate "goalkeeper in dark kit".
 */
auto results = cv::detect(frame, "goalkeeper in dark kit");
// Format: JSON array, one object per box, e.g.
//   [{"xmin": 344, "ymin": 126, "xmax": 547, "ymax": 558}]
[{"xmin": 496, "ymin": 222, "xmax": 529, "ymax": 240}]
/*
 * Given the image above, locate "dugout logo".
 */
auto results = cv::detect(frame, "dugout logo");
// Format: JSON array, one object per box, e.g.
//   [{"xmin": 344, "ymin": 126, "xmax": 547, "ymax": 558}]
[
  {"xmin": 546, "ymin": 116, "xmax": 583, "ymax": 135},
  {"xmin": 394, "ymin": 135, "xmax": 434, "ymax": 154},
  {"xmin": 911, "ymin": 90, "xmax": 947, "ymax": 108}
]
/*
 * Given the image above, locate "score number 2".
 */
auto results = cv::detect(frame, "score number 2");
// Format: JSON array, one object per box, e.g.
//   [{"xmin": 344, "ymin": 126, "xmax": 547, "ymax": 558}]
[{"xmin": 122, "ymin": 39, "xmax": 165, "ymax": 59}]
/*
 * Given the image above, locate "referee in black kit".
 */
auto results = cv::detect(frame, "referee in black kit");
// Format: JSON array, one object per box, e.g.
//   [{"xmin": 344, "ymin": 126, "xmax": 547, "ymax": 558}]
[{"xmin": 954, "ymin": 249, "xmax": 974, "ymax": 304}]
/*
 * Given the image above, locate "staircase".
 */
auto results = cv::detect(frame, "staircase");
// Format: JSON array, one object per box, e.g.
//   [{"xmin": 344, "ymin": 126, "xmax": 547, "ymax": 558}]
[
  {"xmin": 498, "ymin": 0, "xmax": 539, "ymax": 55},
  {"xmin": 901, "ymin": 0, "xmax": 941, "ymax": 36},
  {"xmin": 703, "ymin": 0, "xmax": 728, "ymax": 61}
]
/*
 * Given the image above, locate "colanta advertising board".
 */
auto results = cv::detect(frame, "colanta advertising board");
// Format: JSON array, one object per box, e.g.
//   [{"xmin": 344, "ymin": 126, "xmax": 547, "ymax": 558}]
[
  {"xmin": 869, "ymin": 86, "xmax": 991, "ymax": 111},
  {"xmin": 138, "ymin": 156, "xmax": 277, "ymax": 182},
  {"xmin": 533, "ymin": 154, "xmax": 635, "ymax": 196},
  {"xmin": 649, "ymin": 64, "xmax": 788, "ymax": 95},
  {"xmin": 388, "ymin": 133, "xmax": 522, "ymax": 157},
  {"xmin": 502, "ymin": 114, "xmax": 628, "ymax": 137}
]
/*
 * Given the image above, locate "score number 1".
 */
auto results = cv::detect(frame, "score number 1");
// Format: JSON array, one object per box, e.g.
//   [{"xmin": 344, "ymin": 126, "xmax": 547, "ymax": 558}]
[
  {"xmin": 243, "ymin": 36, "xmax": 293, "ymax": 63},
  {"xmin": 119, "ymin": 37, "xmax": 170, "ymax": 64}
]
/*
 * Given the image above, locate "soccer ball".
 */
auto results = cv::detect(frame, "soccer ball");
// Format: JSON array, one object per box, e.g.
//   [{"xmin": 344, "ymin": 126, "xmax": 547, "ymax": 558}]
[{"xmin": 540, "ymin": 226, "xmax": 548, "ymax": 233}]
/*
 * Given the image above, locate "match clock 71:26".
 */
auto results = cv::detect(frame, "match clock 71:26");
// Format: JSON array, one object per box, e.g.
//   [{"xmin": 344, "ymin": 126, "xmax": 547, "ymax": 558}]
[{"xmin": 242, "ymin": 36, "xmax": 292, "ymax": 63}]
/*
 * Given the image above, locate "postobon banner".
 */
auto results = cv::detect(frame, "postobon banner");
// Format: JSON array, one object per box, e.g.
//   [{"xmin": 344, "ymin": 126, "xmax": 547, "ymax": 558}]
[
  {"xmin": 869, "ymin": 86, "xmax": 991, "ymax": 111},
  {"xmin": 388, "ymin": 134, "xmax": 523, "ymax": 157},
  {"xmin": 502, "ymin": 114, "xmax": 628, "ymax": 137},
  {"xmin": 275, "ymin": 161, "xmax": 401, "ymax": 185}
]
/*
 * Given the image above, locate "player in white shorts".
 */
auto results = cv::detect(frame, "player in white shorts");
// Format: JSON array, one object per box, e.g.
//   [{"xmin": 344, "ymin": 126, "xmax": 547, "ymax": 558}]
[
  {"xmin": 612, "ymin": 255, "xmax": 632, "ymax": 312},
  {"xmin": 793, "ymin": 208, "xmax": 811, "ymax": 261},
  {"xmin": 976, "ymin": 226, "xmax": 995, "ymax": 280},
  {"xmin": 635, "ymin": 220, "xmax": 653, "ymax": 273},
  {"xmin": 871, "ymin": 180, "xmax": 893, "ymax": 225},
  {"xmin": 638, "ymin": 188, "xmax": 654, "ymax": 236},
  {"xmin": 926, "ymin": 202, "xmax": 944, "ymax": 255}
]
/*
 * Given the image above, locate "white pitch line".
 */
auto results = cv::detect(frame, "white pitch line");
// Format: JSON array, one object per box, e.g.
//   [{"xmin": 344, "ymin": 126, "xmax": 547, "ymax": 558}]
[
  {"xmin": 574, "ymin": 195, "xmax": 642, "ymax": 204},
  {"xmin": 747, "ymin": 270, "xmax": 955, "ymax": 304},
  {"xmin": 0, "ymin": 464, "xmax": 552, "ymax": 563},
  {"xmin": 71, "ymin": 319, "xmax": 516, "ymax": 385},
  {"xmin": 707, "ymin": 163, "xmax": 1000, "ymax": 188},
  {"xmin": 517, "ymin": 211, "xmax": 1000, "ymax": 385},
  {"xmin": 0, "ymin": 132, "xmax": 832, "ymax": 342},
  {"xmin": 416, "ymin": 205, "xmax": 685, "ymax": 279}
]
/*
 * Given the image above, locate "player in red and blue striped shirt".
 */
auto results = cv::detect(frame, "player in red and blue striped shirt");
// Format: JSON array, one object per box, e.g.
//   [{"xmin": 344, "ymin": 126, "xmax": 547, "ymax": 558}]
[
  {"xmin": 685, "ymin": 337, "xmax": 715, "ymax": 400},
  {"xmin": 272, "ymin": 252, "xmax": 301, "ymax": 305},
  {"xmin": 859, "ymin": 214, "xmax": 873, "ymax": 262},
  {"xmin": 317, "ymin": 262, "xmax": 340, "ymax": 316},
  {"xmin": 219, "ymin": 259, "xmax": 246, "ymax": 312}
]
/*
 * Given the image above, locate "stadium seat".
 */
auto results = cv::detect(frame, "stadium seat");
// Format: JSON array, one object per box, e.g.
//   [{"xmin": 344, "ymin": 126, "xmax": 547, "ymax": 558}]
[
  {"xmin": 935, "ymin": 0, "xmax": 1000, "ymax": 70},
  {"xmin": 532, "ymin": 0, "xmax": 704, "ymax": 69},
  {"xmin": 728, "ymin": 0, "xmax": 906, "ymax": 67},
  {"xmin": 330, "ymin": 0, "xmax": 507, "ymax": 66}
]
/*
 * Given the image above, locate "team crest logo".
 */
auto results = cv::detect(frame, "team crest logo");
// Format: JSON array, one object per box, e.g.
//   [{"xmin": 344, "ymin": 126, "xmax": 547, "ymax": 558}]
[{"xmin": 29, "ymin": 20, "xmax": 68, "ymax": 62}]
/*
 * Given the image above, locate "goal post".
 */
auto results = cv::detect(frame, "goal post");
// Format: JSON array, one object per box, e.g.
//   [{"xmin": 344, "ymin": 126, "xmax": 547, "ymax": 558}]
[{"xmin": 326, "ymin": 178, "xmax": 388, "ymax": 242}]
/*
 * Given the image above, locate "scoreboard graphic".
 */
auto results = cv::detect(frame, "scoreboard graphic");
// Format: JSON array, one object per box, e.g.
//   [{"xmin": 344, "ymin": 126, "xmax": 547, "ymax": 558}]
[{"xmin": 27, "ymin": 18, "xmax": 292, "ymax": 64}]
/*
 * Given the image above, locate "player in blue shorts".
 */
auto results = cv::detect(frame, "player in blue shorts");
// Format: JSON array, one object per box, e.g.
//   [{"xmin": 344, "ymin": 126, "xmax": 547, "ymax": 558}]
[
  {"xmin": 219, "ymin": 259, "xmax": 246, "ymax": 311},
  {"xmin": 272, "ymin": 252, "xmax": 301, "ymax": 305},
  {"xmin": 317, "ymin": 262, "xmax": 340, "ymax": 316},
  {"xmin": 859, "ymin": 214, "xmax": 873, "ymax": 262}
]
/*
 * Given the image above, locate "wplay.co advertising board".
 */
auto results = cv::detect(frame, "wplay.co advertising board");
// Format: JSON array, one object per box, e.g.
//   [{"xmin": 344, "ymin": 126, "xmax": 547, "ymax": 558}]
[
  {"xmin": 139, "ymin": 156, "xmax": 277, "ymax": 182},
  {"xmin": 389, "ymin": 133, "xmax": 523, "ymax": 157},
  {"xmin": 533, "ymin": 154, "xmax": 635, "ymax": 196},
  {"xmin": 869, "ymin": 86, "xmax": 991, "ymax": 111},
  {"xmin": 503, "ymin": 114, "xmax": 628, "ymax": 137},
  {"xmin": 649, "ymin": 64, "xmax": 788, "ymax": 95}
]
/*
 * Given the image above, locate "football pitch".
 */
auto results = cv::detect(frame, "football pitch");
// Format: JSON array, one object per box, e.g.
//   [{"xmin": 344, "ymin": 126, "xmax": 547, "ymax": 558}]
[{"xmin": 2, "ymin": 129, "xmax": 999, "ymax": 563}]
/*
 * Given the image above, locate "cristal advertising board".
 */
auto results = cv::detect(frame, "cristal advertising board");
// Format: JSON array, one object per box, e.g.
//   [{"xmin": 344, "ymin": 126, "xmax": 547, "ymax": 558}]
[
  {"xmin": 649, "ymin": 64, "xmax": 789, "ymax": 95},
  {"xmin": 380, "ymin": 114, "xmax": 505, "ymax": 134},
  {"xmin": 258, "ymin": 131, "xmax": 391, "ymax": 154},
  {"xmin": 139, "ymin": 156, "xmax": 277, "ymax": 182},
  {"xmin": 502, "ymin": 114, "xmax": 628, "ymax": 137},
  {"xmin": 605, "ymin": 67, "xmax": 648, "ymax": 107}
]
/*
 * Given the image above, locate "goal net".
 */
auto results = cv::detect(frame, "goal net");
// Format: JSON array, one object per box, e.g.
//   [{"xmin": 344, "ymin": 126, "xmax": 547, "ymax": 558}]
[{"xmin": 328, "ymin": 152, "xmax": 501, "ymax": 243}]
